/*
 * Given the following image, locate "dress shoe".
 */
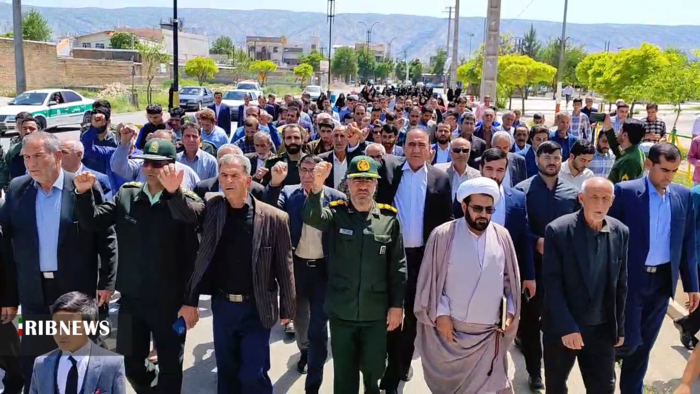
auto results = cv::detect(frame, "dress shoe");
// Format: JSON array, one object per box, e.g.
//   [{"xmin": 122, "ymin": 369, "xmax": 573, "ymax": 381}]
[
  {"xmin": 528, "ymin": 375, "xmax": 545, "ymax": 391},
  {"xmin": 401, "ymin": 366, "xmax": 414, "ymax": 382},
  {"xmin": 285, "ymin": 321, "xmax": 296, "ymax": 336},
  {"xmin": 674, "ymin": 319, "xmax": 698, "ymax": 350},
  {"xmin": 297, "ymin": 350, "xmax": 308, "ymax": 374}
]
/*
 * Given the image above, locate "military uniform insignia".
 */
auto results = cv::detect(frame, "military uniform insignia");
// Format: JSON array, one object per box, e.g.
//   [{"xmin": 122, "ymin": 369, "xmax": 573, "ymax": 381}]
[
  {"xmin": 357, "ymin": 159, "xmax": 371, "ymax": 172},
  {"xmin": 123, "ymin": 182, "xmax": 143, "ymax": 188},
  {"xmin": 621, "ymin": 174, "xmax": 629, "ymax": 182},
  {"xmin": 148, "ymin": 141, "xmax": 159, "ymax": 153},
  {"xmin": 377, "ymin": 203, "xmax": 398, "ymax": 213},
  {"xmin": 329, "ymin": 200, "xmax": 346, "ymax": 208},
  {"xmin": 182, "ymin": 188, "xmax": 202, "ymax": 201}
]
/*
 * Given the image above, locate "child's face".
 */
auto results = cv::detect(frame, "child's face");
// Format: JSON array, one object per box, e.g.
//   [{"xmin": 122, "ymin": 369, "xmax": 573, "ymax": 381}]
[{"xmin": 53, "ymin": 311, "xmax": 88, "ymax": 351}]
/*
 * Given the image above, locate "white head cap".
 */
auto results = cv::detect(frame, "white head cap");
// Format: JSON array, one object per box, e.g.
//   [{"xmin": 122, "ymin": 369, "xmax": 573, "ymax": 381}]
[{"xmin": 456, "ymin": 177, "xmax": 500, "ymax": 205}]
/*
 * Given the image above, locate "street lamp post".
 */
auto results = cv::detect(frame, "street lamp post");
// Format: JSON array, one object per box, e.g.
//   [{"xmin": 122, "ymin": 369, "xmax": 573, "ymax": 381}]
[
  {"xmin": 327, "ymin": 0, "xmax": 335, "ymax": 97},
  {"xmin": 172, "ymin": 0, "xmax": 180, "ymax": 107},
  {"xmin": 12, "ymin": 0, "xmax": 26, "ymax": 95},
  {"xmin": 554, "ymin": 0, "xmax": 569, "ymax": 114},
  {"xmin": 386, "ymin": 37, "xmax": 397, "ymax": 61},
  {"xmin": 358, "ymin": 22, "xmax": 381, "ymax": 82},
  {"xmin": 467, "ymin": 33, "xmax": 475, "ymax": 61}
]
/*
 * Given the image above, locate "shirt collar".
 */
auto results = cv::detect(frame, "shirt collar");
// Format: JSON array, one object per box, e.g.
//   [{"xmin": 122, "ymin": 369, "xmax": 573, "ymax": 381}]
[
  {"xmin": 646, "ymin": 176, "xmax": 669, "ymax": 198},
  {"xmin": 401, "ymin": 160, "xmax": 427, "ymax": 174},
  {"xmin": 61, "ymin": 339, "xmax": 91, "ymax": 360},
  {"xmin": 34, "ymin": 169, "xmax": 65, "ymax": 191},
  {"xmin": 333, "ymin": 153, "xmax": 346, "ymax": 164},
  {"xmin": 141, "ymin": 183, "xmax": 163, "ymax": 203}
]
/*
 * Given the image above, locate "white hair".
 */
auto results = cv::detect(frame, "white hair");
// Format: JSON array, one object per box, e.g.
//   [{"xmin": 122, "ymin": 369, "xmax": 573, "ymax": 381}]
[
  {"xmin": 216, "ymin": 144, "xmax": 243, "ymax": 159},
  {"xmin": 218, "ymin": 153, "xmax": 251, "ymax": 175},
  {"xmin": 580, "ymin": 177, "xmax": 614, "ymax": 195},
  {"xmin": 64, "ymin": 139, "xmax": 85, "ymax": 154},
  {"xmin": 491, "ymin": 131, "xmax": 513, "ymax": 145},
  {"xmin": 365, "ymin": 143, "xmax": 386, "ymax": 155},
  {"xmin": 22, "ymin": 131, "xmax": 61, "ymax": 155},
  {"xmin": 253, "ymin": 131, "xmax": 272, "ymax": 145}
]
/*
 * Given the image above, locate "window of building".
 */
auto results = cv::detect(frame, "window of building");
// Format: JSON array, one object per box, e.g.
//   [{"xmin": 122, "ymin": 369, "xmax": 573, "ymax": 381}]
[
  {"xmin": 311, "ymin": 44, "xmax": 317, "ymax": 51},
  {"xmin": 273, "ymin": 47, "xmax": 279, "ymax": 53},
  {"xmin": 82, "ymin": 43, "xmax": 91, "ymax": 48},
  {"xmin": 95, "ymin": 43, "xmax": 105, "ymax": 49}
]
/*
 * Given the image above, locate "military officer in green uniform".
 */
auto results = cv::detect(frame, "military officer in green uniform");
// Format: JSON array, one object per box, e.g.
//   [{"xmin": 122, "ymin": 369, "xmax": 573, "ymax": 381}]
[
  {"xmin": 303, "ymin": 155, "xmax": 407, "ymax": 394},
  {"xmin": 73, "ymin": 139, "xmax": 203, "ymax": 393},
  {"xmin": 602, "ymin": 113, "xmax": 647, "ymax": 183}
]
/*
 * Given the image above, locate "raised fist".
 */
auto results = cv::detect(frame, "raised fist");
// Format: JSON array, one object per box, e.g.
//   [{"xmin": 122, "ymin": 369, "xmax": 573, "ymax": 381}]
[
  {"xmin": 270, "ymin": 162, "xmax": 289, "ymax": 187},
  {"xmin": 74, "ymin": 172, "xmax": 97, "ymax": 194}
]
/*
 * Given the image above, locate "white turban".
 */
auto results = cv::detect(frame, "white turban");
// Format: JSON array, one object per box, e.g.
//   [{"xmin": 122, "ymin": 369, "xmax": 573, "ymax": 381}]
[{"xmin": 456, "ymin": 177, "xmax": 501, "ymax": 205}]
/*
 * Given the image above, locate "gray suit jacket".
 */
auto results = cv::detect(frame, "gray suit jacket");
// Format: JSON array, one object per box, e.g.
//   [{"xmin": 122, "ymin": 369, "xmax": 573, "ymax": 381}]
[
  {"xmin": 30, "ymin": 341, "xmax": 127, "ymax": 394},
  {"xmin": 433, "ymin": 162, "xmax": 481, "ymax": 192}
]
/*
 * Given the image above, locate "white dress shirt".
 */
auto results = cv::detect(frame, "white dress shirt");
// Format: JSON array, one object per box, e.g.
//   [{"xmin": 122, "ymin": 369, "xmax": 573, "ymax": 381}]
[
  {"xmin": 57, "ymin": 340, "xmax": 91, "ymax": 394},
  {"xmin": 394, "ymin": 161, "xmax": 428, "ymax": 247},
  {"xmin": 491, "ymin": 185, "xmax": 506, "ymax": 226},
  {"xmin": 333, "ymin": 154, "xmax": 347, "ymax": 189},
  {"xmin": 559, "ymin": 160, "xmax": 595, "ymax": 191}
]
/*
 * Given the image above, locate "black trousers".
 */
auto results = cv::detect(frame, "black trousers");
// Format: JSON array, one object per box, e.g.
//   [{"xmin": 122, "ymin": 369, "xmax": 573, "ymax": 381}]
[
  {"xmin": 543, "ymin": 324, "xmax": 616, "ymax": 394},
  {"xmin": 0, "ymin": 321, "xmax": 23, "ymax": 394},
  {"xmin": 381, "ymin": 246, "xmax": 423, "ymax": 390},
  {"xmin": 518, "ymin": 259, "xmax": 544, "ymax": 377},
  {"xmin": 116, "ymin": 295, "xmax": 185, "ymax": 394}
]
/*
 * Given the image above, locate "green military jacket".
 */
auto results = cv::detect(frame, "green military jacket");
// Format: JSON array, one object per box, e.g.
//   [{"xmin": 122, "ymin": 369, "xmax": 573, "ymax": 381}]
[
  {"xmin": 605, "ymin": 128, "xmax": 645, "ymax": 184},
  {"xmin": 0, "ymin": 141, "xmax": 22, "ymax": 191},
  {"xmin": 303, "ymin": 191, "xmax": 407, "ymax": 322}
]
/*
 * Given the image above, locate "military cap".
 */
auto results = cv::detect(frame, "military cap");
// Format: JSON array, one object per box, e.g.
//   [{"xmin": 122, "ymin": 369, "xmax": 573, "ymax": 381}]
[
  {"xmin": 133, "ymin": 139, "xmax": 177, "ymax": 161},
  {"xmin": 347, "ymin": 155, "xmax": 380, "ymax": 179}
]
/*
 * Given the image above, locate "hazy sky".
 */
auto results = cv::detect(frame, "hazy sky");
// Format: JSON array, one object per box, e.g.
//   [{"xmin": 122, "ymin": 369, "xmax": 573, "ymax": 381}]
[{"xmin": 15, "ymin": 0, "xmax": 697, "ymax": 26}]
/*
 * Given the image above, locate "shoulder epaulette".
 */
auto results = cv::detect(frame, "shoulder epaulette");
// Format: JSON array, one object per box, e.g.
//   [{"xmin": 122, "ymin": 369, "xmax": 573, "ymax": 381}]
[
  {"xmin": 329, "ymin": 200, "xmax": 347, "ymax": 208},
  {"xmin": 182, "ymin": 188, "xmax": 202, "ymax": 202},
  {"xmin": 122, "ymin": 182, "xmax": 142, "ymax": 188},
  {"xmin": 377, "ymin": 203, "xmax": 398, "ymax": 213}
]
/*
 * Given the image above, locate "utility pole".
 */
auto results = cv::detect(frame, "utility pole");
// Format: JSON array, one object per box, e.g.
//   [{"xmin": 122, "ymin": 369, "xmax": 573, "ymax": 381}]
[
  {"xmin": 327, "ymin": 0, "xmax": 335, "ymax": 97},
  {"xmin": 467, "ymin": 33, "xmax": 474, "ymax": 61},
  {"xmin": 13, "ymin": 0, "xmax": 26, "ymax": 95},
  {"xmin": 450, "ymin": 0, "xmax": 460, "ymax": 90},
  {"xmin": 443, "ymin": 6, "xmax": 453, "ymax": 87},
  {"xmin": 480, "ymin": 0, "xmax": 502, "ymax": 101},
  {"xmin": 554, "ymin": 0, "xmax": 569, "ymax": 114},
  {"xmin": 172, "ymin": 0, "xmax": 180, "ymax": 107}
]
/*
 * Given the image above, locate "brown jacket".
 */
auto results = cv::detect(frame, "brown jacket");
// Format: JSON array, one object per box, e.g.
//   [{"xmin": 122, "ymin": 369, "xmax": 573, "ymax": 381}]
[{"xmin": 182, "ymin": 193, "xmax": 295, "ymax": 328}]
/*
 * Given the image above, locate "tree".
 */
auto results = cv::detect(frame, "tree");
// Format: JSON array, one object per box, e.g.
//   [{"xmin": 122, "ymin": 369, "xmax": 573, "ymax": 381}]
[
  {"xmin": 456, "ymin": 59, "xmax": 481, "ymax": 86},
  {"xmin": 21, "ymin": 8, "xmax": 52, "ymax": 42},
  {"xmin": 375, "ymin": 62, "xmax": 392, "ymax": 81},
  {"xmin": 409, "ymin": 59, "xmax": 423, "ymax": 84},
  {"xmin": 229, "ymin": 48, "xmax": 254, "ymax": 80},
  {"xmin": 522, "ymin": 24, "xmax": 541, "ymax": 59},
  {"xmin": 394, "ymin": 60, "xmax": 406, "ymax": 81},
  {"xmin": 498, "ymin": 54, "xmax": 557, "ymax": 112},
  {"xmin": 137, "ymin": 43, "xmax": 171, "ymax": 103},
  {"xmin": 110, "ymin": 32, "xmax": 138, "ymax": 49},
  {"xmin": 575, "ymin": 52, "xmax": 611, "ymax": 90},
  {"xmin": 210, "ymin": 36, "xmax": 235, "ymax": 56},
  {"xmin": 185, "ymin": 57, "xmax": 219, "ymax": 86},
  {"xmin": 331, "ymin": 47, "xmax": 358, "ymax": 83},
  {"xmin": 294, "ymin": 63, "xmax": 314, "ymax": 87},
  {"xmin": 431, "ymin": 49, "xmax": 448, "ymax": 79},
  {"xmin": 357, "ymin": 48, "xmax": 377, "ymax": 82},
  {"xmin": 537, "ymin": 38, "xmax": 587, "ymax": 89},
  {"xmin": 300, "ymin": 50, "xmax": 326, "ymax": 72},
  {"xmin": 249, "ymin": 60, "xmax": 277, "ymax": 86},
  {"xmin": 643, "ymin": 55, "xmax": 700, "ymax": 130}
]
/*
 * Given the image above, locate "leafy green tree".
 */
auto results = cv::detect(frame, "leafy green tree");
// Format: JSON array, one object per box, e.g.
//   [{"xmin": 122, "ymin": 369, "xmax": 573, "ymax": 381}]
[
  {"xmin": 184, "ymin": 57, "xmax": 219, "ymax": 86},
  {"xmin": 374, "ymin": 62, "xmax": 392, "ymax": 81},
  {"xmin": 432, "ymin": 49, "xmax": 448, "ymax": 79},
  {"xmin": 250, "ymin": 60, "xmax": 277, "ymax": 86},
  {"xmin": 522, "ymin": 24, "xmax": 541, "ymax": 59},
  {"xmin": 394, "ymin": 60, "xmax": 406, "ymax": 81},
  {"xmin": 357, "ymin": 48, "xmax": 377, "ymax": 82},
  {"xmin": 21, "ymin": 9, "xmax": 52, "ymax": 42},
  {"xmin": 575, "ymin": 52, "xmax": 611, "ymax": 90},
  {"xmin": 210, "ymin": 36, "xmax": 235, "ymax": 55},
  {"xmin": 110, "ymin": 32, "xmax": 138, "ymax": 49},
  {"xmin": 294, "ymin": 63, "xmax": 314, "ymax": 87},
  {"xmin": 229, "ymin": 48, "xmax": 253, "ymax": 79},
  {"xmin": 137, "ymin": 43, "xmax": 171, "ymax": 103},
  {"xmin": 300, "ymin": 50, "xmax": 326, "ymax": 72},
  {"xmin": 332, "ymin": 47, "xmax": 358, "ymax": 83},
  {"xmin": 644, "ymin": 55, "xmax": 700, "ymax": 130},
  {"xmin": 456, "ymin": 59, "xmax": 481, "ymax": 86},
  {"xmin": 409, "ymin": 59, "xmax": 423, "ymax": 84},
  {"xmin": 498, "ymin": 54, "xmax": 557, "ymax": 111},
  {"xmin": 537, "ymin": 38, "xmax": 587, "ymax": 88}
]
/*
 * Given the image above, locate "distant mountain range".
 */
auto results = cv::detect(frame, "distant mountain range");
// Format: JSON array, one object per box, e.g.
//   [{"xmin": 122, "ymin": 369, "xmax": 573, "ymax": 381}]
[{"xmin": 0, "ymin": 4, "xmax": 698, "ymax": 62}]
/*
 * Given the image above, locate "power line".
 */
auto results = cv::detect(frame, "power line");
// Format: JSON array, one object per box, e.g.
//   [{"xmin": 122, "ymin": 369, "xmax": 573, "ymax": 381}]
[{"xmin": 504, "ymin": 0, "xmax": 535, "ymax": 25}]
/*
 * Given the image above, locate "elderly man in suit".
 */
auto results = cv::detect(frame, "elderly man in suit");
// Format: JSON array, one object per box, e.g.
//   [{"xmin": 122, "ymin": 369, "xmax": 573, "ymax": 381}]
[
  {"xmin": 30, "ymin": 292, "xmax": 126, "ymax": 394},
  {"xmin": 263, "ymin": 155, "xmax": 346, "ymax": 392},
  {"xmin": 608, "ymin": 142, "xmax": 699, "ymax": 394},
  {"xmin": 178, "ymin": 153, "xmax": 295, "ymax": 394},
  {"xmin": 208, "ymin": 91, "xmax": 232, "ymax": 137},
  {"xmin": 433, "ymin": 137, "xmax": 480, "ymax": 202},
  {"xmin": 542, "ymin": 177, "xmax": 628, "ymax": 393},
  {"xmin": 377, "ymin": 129, "xmax": 453, "ymax": 392},
  {"xmin": 0, "ymin": 131, "xmax": 116, "ymax": 393},
  {"xmin": 486, "ymin": 131, "xmax": 527, "ymax": 187},
  {"xmin": 60, "ymin": 139, "xmax": 111, "ymax": 196},
  {"xmin": 194, "ymin": 144, "xmax": 265, "ymax": 200}
]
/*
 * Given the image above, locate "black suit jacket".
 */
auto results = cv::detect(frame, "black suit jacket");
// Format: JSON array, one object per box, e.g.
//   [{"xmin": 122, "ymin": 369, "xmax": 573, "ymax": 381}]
[
  {"xmin": 467, "ymin": 135, "xmax": 487, "ymax": 169},
  {"xmin": 208, "ymin": 103, "xmax": 232, "ymax": 136},
  {"xmin": 541, "ymin": 211, "xmax": 628, "ymax": 343},
  {"xmin": 0, "ymin": 172, "xmax": 117, "ymax": 310},
  {"xmin": 193, "ymin": 176, "xmax": 264, "ymax": 200},
  {"xmin": 376, "ymin": 155, "xmax": 453, "ymax": 244}
]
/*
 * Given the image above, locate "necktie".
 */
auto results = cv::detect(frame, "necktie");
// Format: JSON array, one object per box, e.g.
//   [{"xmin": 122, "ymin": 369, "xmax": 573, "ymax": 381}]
[{"xmin": 66, "ymin": 356, "xmax": 78, "ymax": 394}]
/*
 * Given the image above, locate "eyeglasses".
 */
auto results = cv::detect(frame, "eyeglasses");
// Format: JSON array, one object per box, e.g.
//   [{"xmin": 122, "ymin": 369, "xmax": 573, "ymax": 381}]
[
  {"xmin": 451, "ymin": 148, "xmax": 470, "ymax": 154},
  {"xmin": 469, "ymin": 204, "xmax": 495, "ymax": 214},
  {"xmin": 143, "ymin": 160, "xmax": 167, "ymax": 169}
]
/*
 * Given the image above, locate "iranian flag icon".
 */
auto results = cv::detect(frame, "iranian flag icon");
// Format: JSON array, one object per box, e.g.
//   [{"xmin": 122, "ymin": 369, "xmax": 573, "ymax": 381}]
[{"xmin": 17, "ymin": 317, "xmax": 22, "ymax": 335}]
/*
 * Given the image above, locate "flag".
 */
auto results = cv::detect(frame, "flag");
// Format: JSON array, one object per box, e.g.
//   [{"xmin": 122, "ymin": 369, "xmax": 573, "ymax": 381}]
[{"xmin": 18, "ymin": 317, "xmax": 22, "ymax": 335}]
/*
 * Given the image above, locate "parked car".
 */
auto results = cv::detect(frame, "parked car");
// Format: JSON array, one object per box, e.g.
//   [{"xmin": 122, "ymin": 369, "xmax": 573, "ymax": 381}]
[
  {"xmin": 303, "ymin": 85, "xmax": 323, "ymax": 101},
  {"xmin": 221, "ymin": 90, "xmax": 259, "ymax": 122},
  {"xmin": 0, "ymin": 89, "xmax": 94, "ymax": 135},
  {"xmin": 235, "ymin": 81, "xmax": 263, "ymax": 98},
  {"xmin": 179, "ymin": 86, "xmax": 215, "ymax": 111}
]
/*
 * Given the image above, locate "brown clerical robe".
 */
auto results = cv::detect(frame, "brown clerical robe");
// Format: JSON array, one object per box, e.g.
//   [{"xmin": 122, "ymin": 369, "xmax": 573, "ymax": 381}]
[{"xmin": 414, "ymin": 219, "xmax": 521, "ymax": 394}]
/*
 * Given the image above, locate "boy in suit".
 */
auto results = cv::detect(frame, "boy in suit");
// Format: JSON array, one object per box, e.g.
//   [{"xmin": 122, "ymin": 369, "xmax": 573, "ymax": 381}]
[{"xmin": 30, "ymin": 292, "xmax": 126, "ymax": 394}]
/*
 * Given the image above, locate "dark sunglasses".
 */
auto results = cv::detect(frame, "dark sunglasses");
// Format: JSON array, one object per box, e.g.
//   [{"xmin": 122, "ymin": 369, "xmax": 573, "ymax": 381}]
[
  {"xmin": 451, "ymin": 148, "xmax": 470, "ymax": 154},
  {"xmin": 143, "ymin": 160, "xmax": 167, "ymax": 168},
  {"xmin": 469, "ymin": 204, "xmax": 495, "ymax": 214}
]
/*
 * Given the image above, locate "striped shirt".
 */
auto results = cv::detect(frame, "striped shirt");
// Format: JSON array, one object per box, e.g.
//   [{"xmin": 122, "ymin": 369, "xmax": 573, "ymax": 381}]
[
  {"xmin": 589, "ymin": 149, "xmax": 616, "ymax": 178},
  {"xmin": 570, "ymin": 112, "xmax": 592, "ymax": 141}
]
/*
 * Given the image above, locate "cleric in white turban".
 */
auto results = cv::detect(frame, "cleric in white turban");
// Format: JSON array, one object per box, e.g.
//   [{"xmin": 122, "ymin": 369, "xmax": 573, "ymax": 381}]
[{"xmin": 414, "ymin": 177, "xmax": 521, "ymax": 394}]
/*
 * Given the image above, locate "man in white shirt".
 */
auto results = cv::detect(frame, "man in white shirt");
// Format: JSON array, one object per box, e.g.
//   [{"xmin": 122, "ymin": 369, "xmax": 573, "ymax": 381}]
[
  {"xmin": 558, "ymin": 139, "xmax": 596, "ymax": 190},
  {"xmin": 30, "ymin": 291, "xmax": 126, "ymax": 394}
]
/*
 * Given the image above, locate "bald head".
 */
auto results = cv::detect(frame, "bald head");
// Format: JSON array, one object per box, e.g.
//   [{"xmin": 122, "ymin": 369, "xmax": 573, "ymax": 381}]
[
  {"xmin": 217, "ymin": 144, "xmax": 243, "ymax": 160},
  {"xmin": 581, "ymin": 177, "xmax": 614, "ymax": 195},
  {"xmin": 60, "ymin": 139, "xmax": 85, "ymax": 173}
]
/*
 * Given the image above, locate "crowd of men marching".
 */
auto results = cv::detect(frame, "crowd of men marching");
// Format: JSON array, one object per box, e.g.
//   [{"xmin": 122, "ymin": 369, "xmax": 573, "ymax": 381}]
[{"xmin": 1, "ymin": 82, "xmax": 700, "ymax": 394}]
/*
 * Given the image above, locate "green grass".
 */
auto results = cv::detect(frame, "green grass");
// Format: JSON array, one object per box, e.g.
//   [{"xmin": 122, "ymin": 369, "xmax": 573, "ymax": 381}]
[
  {"xmin": 77, "ymin": 89, "xmax": 169, "ymax": 114},
  {"xmin": 674, "ymin": 171, "xmax": 694, "ymax": 188}
]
